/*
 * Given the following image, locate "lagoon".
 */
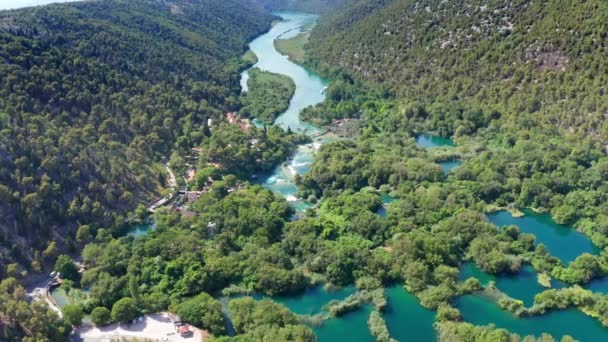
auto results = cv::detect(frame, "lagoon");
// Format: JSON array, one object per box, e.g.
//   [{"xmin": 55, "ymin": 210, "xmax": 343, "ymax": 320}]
[
  {"xmin": 457, "ymin": 294, "xmax": 608, "ymax": 341},
  {"xmin": 263, "ymin": 284, "xmax": 435, "ymax": 342},
  {"xmin": 415, "ymin": 134, "xmax": 456, "ymax": 148},
  {"xmin": 459, "ymin": 263, "xmax": 566, "ymax": 307},
  {"xmin": 487, "ymin": 209, "xmax": 600, "ymax": 264}
]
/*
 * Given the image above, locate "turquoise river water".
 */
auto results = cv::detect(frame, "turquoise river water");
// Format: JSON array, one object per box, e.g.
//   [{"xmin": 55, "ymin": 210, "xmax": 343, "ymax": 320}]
[{"xmin": 241, "ymin": 11, "xmax": 328, "ymax": 212}]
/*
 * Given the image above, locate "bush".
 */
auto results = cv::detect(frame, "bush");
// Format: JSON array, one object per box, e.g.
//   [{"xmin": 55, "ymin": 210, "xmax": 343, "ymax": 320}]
[
  {"xmin": 62, "ymin": 304, "xmax": 84, "ymax": 326},
  {"xmin": 111, "ymin": 297, "xmax": 138, "ymax": 323},
  {"xmin": 368, "ymin": 310, "xmax": 396, "ymax": 342},
  {"xmin": 91, "ymin": 307, "xmax": 111, "ymax": 326},
  {"xmin": 176, "ymin": 292, "xmax": 226, "ymax": 334}
]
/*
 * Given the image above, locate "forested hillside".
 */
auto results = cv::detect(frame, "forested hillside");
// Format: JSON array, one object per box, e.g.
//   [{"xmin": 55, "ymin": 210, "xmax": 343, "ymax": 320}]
[
  {"xmin": 0, "ymin": 0, "xmax": 272, "ymax": 278},
  {"xmin": 307, "ymin": 0, "xmax": 608, "ymax": 140}
]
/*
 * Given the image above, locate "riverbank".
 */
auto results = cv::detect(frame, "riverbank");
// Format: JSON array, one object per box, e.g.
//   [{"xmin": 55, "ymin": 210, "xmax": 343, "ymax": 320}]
[
  {"xmin": 239, "ymin": 11, "xmax": 327, "ymax": 211},
  {"xmin": 274, "ymin": 30, "xmax": 309, "ymax": 64}
]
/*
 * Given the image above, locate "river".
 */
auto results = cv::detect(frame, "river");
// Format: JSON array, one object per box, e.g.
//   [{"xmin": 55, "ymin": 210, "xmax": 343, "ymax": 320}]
[{"xmin": 241, "ymin": 12, "xmax": 328, "ymax": 211}]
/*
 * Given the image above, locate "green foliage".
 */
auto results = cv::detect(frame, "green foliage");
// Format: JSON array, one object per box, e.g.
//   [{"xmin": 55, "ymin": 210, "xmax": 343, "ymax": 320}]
[
  {"xmin": 0, "ymin": 278, "xmax": 72, "ymax": 341},
  {"xmin": 200, "ymin": 123, "xmax": 308, "ymax": 176},
  {"xmin": 325, "ymin": 293, "xmax": 364, "ymax": 317},
  {"xmin": 368, "ymin": 310, "xmax": 396, "ymax": 342},
  {"xmin": 552, "ymin": 253, "xmax": 606, "ymax": 284},
  {"xmin": 0, "ymin": 0, "xmax": 273, "ymax": 272},
  {"xmin": 436, "ymin": 304, "xmax": 462, "ymax": 323},
  {"xmin": 437, "ymin": 321, "xmax": 520, "ymax": 342},
  {"xmin": 91, "ymin": 306, "xmax": 112, "ymax": 326},
  {"xmin": 227, "ymin": 297, "xmax": 314, "ymax": 341},
  {"xmin": 175, "ymin": 292, "xmax": 226, "ymax": 334},
  {"xmin": 55, "ymin": 255, "xmax": 79, "ymax": 282},
  {"xmin": 307, "ymin": 0, "xmax": 608, "ymax": 140},
  {"xmin": 240, "ymin": 68, "xmax": 296, "ymax": 124},
  {"xmin": 61, "ymin": 304, "xmax": 84, "ymax": 327},
  {"xmin": 111, "ymin": 297, "xmax": 138, "ymax": 323}
]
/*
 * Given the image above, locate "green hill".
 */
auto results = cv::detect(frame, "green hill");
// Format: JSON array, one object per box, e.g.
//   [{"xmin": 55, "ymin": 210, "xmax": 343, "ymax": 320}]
[
  {"xmin": 0, "ymin": 0, "xmax": 272, "ymax": 277},
  {"xmin": 307, "ymin": 0, "xmax": 608, "ymax": 140}
]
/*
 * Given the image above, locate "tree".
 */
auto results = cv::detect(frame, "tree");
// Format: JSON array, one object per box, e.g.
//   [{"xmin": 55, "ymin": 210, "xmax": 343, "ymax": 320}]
[
  {"xmin": 62, "ymin": 304, "xmax": 84, "ymax": 326},
  {"xmin": 176, "ymin": 292, "xmax": 226, "ymax": 334},
  {"xmin": 111, "ymin": 297, "xmax": 138, "ymax": 323},
  {"xmin": 55, "ymin": 255, "xmax": 79, "ymax": 281},
  {"xmin": 43, "ymin": 241, "xmax": 58, "ymax": 260},
  {"xmin": 91, "ymin": 307, "xmax": 112, "ymax": 326},
  {"xmin": 76, "ymin": 225, "xmax": 92, "ymax": 243}
]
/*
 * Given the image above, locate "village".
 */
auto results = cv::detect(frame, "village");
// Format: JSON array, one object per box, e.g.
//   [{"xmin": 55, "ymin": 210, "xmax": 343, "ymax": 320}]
[
  {"xmin": 148, "ymin": 112, "xmax": 254, "ymax": 219},
  {"xmin": 168, "ymin": 112, "xmax": 252, "ymax": 216}
]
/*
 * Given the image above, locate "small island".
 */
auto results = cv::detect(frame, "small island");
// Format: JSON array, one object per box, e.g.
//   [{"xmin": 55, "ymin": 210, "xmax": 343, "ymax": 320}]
[{"xmin": 240, "ymin": 67, "xmax": 296, "ymax": 124}]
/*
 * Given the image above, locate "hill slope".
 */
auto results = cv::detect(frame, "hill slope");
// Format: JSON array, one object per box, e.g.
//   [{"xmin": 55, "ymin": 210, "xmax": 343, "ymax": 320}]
[
  {"xmin": 0, "ymin": 0, "xmax": 272, "ymax": 276},
  {"xmin": 307, "ymin": 0, "xmax": 608, "ymax": 140}
]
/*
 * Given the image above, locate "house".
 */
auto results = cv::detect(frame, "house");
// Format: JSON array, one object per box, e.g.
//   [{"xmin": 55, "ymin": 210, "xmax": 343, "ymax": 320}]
[
  {"xmin": 169, "ymin": 314, "xmax": 181, "ymax": 324},
  {"xmin": 226, "ymin": 112, "xmax": 238, "ymax": 124},
  {"xmin": 226, "ymin": 112, "xmax": 251, "ymax": 132},
  {"xmin": 186, "ymin": 169, "xmax": 196, "ymax": 183},
  {"xmin": 185, "ymin": 191, "xmax": 203, "ymax": 203},
  {"xmin": 177, "ymin": 324, "xmax": 192, "ymax": 337},
  {"xmin": 167, "ymin": 204, "xmax": 197, "ymax": 218}
]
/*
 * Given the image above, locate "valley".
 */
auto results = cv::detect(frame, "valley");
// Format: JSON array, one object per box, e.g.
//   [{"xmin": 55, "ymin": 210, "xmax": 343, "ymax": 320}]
[{"xmin": 2, "ymin": 1, "xmax": 608, "ymax": 341}]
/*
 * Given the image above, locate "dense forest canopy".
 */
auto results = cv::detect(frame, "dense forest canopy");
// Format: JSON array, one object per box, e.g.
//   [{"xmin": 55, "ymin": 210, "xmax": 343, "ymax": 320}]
[
  {"xmin": 307, "ymin": 0, "xmax": 608, "ymax": 141},
  {"xmin": 240, "ymin": 68, "xmax": 296, "ymax": 124},
  {"xmin": 0, "ymin": 0, "xmax": 273, "ymax": 277}
]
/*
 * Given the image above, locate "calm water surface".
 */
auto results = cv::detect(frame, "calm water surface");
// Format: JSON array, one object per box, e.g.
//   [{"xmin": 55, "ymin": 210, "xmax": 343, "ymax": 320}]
[
  {"xmin": 457, "ymin": 294, "xmax": 608, "ymax": 341},
  {"xmin": 415, "ymin": 134, "xmax": 456, "ymax": 148},
  {"xmin": 415, "ymin": 134, "xmax": 461, "ymax": 173},
  {"xmin": 459, "ymin": 263, "xmax": 566, "ymax": 307},
  {"xmin": 487, "ymin": 209, "xmax": 600, "ymax": 264},
  {"xmin": 263, "ymin": 285, "xmax": 435, "ymax": 342}
]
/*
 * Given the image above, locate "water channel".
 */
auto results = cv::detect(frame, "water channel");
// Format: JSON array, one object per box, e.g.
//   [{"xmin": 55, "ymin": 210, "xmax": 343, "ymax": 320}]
[{"xmin": 240, "ymin": 11, "xmax": 328, "ymax": 211}]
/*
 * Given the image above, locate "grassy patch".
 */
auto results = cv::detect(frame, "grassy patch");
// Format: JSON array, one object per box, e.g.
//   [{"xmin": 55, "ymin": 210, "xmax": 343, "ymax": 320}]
[{"xmin": 274, "ymin": 32, "xmax": 309, "ymax": 64}]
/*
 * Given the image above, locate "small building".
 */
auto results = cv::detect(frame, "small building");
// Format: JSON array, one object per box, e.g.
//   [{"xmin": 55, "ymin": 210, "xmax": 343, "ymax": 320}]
[
  {"xmin": 185, "ymin": 191, "xmax": 203, "ymax": 203},
  {"xmin": 187, "ymin": 169, "xmax": 197, "ymax": 183},
  {"xmin": 177, "ymin": 324, "xmax": 192, "ymax": 337},
  {"xmin": 226, "ymin": 112, "xmax": 238, "ymax": 124}
]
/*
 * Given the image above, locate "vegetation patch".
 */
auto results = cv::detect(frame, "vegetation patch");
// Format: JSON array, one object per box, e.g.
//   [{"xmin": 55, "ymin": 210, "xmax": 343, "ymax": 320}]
[
  {"xmin": 274, "ymin": 32, "xmax": 309, "ymax": 64},
  {"xmin": 240, "ymin": 68, "xmax": 296, "ymax": 124}
]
